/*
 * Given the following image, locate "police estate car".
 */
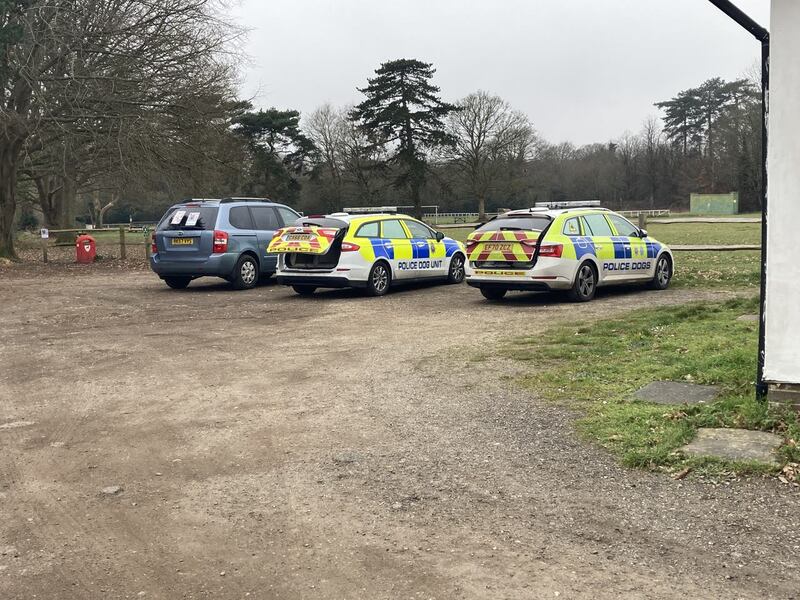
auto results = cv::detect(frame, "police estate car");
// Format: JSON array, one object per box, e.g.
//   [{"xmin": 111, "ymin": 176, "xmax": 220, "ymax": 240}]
[
  {"xmin": 267, "ymin": 213, "xmax": 466, "ymax": 296},
  {"xmin": 464, "ymin": 204, "xmax": 673, "ymax": 301}
]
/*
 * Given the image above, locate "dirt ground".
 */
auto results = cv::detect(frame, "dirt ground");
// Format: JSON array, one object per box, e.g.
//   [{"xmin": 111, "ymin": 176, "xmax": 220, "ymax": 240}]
[{"xmin": 0, "ymin": 267, "xmax": 797, "ymax": 600}]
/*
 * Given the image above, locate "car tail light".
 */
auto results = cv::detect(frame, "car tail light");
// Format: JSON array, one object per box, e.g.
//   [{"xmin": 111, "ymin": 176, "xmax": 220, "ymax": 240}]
[
  {"xmin": 212, "ymin": 230, "xmax": 229, "ymax": 253},
  {"xmin": 538, "ymin": 243, "xmax": 563, "ymax": 258},
  {"xmin": 340, "ymin": 242, "xmax": 360, "ymax": 252},
  {"xmin": 150, "ymin": 234, "xmax": 157, "ymax": 255},
  {"xmin": 465, "ymin": 240, "xmax": 477, "ymax": 250}
]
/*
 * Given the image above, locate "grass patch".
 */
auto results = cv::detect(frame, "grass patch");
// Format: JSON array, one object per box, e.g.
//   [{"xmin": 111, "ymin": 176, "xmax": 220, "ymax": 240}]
[
  {"xmin": 508, "ymin": 296, "xmax": 799, "ymax": 475},
  {"xmin": 673, "ymin": 251, "xmax": 761, "ymax": 290},
  {"xmin": 647, "ymin": 222, "xmax": 760, "ymax": 246}
]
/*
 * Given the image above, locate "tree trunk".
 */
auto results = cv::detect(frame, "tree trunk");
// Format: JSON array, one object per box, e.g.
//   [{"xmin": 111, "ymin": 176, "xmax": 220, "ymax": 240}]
[
  {"xmin": 0, "ymin": 156, "xmax": 19, "ymax": 260},
  {"xmin": 36, "ymin": 175, "xmax": 77, "ymax": 229},
  {"xmin": 478, "ymin": 195, "xmax": 487, "ymax": 223},
  {"xmin": 0, "ymin": 144, "xmax": 23, "ymax": 260},
  {"xmin": 98, "ymin": 193, "xmax": 117, "ymax": 228},
  {"xmin": 410, "ymin": 177, "xmax": 422, "ymax": 219}
]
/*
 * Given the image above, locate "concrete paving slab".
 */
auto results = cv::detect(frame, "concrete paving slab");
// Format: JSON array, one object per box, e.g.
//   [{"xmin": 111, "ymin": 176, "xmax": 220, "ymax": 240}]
[
  {"xmin": 680, "ymin": 428, "xmax": 783, "ymax": 465},
  {"xmin": 634, "ymin": 381, "xmax": 719, "ymax": 405}
]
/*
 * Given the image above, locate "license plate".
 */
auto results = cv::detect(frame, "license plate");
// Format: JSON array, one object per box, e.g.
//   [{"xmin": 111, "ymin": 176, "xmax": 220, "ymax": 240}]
[
  {"xmin": 482, "ymin": 243, "xmax": 513, "ymax": 251},
  {"xmin": 171, "ymin": 238, "xmax": 194, "ymax": 246},
  {"xmin": 286, "ymin": 234, "xmax": 312, "ymax": 241}
]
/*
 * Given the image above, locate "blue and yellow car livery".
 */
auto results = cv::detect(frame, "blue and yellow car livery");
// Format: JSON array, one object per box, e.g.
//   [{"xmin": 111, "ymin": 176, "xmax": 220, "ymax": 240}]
[
  {"xmin": 464, "ymin": 207, "xmax": 673, "ymax": 301},
  {"xmin": 268, "ymin": 213, "xmax": 466, "ymax": 296}
]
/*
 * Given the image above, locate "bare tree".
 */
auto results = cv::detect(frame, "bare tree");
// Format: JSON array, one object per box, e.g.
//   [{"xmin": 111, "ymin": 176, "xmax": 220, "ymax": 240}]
[
  {"xmin": 0, "ymin": 0, "xmax": 242, "ymax": 258},
  {"xmin": 444, "ymin": 91, "xmax": 536, "ymax": 221}
]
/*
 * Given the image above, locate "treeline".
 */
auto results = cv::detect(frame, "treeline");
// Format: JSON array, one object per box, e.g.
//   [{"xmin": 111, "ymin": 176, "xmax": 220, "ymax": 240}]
[{"xmin": 1, "ymin": 2, "xmax": 761, "ymax": 259}]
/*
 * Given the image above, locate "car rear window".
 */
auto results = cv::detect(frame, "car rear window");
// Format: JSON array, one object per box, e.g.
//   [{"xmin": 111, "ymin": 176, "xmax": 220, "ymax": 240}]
[
  {"xmin": 158, "ymin": 206, "xmax": 219, "ymax": 231},
  {"xmin": 293, "ymin": 217, "xmax": 348, "ymax": 229},
  {"xmin": 475, "ymin": 216, "xmax": 551, "ymax": 232}
]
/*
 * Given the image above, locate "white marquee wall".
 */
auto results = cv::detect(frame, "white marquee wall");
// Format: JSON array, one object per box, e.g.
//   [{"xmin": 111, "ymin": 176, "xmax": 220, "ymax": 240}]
[{"xmin": 764, "ymin": 1, "xmax": 800, "ymax": 383}]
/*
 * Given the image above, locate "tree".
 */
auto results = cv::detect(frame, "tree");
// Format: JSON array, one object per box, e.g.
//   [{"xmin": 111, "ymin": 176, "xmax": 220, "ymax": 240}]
[
  {"xmin": 233, "ymin": 107, "xmax": 314, "ymax": 202},
  {"xmin": 445, "ymin": 91, "xmax": 536, "ymax": 221},
  {"xmin": 303, "ymin": 103, "xmax": 390, "ymax": 211},
  {"xmin": 350, "ymin": 59, "xmax": 457, "ymax": 217},
  {"xmin": 0, "ymin": 0, "xmax": 241, "ymax": 259}
]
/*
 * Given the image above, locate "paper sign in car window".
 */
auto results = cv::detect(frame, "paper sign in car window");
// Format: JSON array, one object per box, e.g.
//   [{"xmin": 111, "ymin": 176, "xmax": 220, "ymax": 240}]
[
  {"xmin": 171, "ymin": 210, "xmax": 187, "ymax": 225},
  {"xmin": 185, "ymin": 212, "xmax": 200, "ymax": 227}
]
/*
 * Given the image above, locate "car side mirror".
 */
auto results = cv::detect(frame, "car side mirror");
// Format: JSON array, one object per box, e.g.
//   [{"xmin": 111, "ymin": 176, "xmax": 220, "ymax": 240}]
[
  {"xmin": 435, "ymin": 231, "xmax": 445, "ymax": 241},
  {"xmin": 639, "ymin": 229, "xmax": 648, "ymax": 238}
]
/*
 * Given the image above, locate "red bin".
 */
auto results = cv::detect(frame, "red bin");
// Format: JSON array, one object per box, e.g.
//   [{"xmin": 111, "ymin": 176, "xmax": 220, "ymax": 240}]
[{"xmin": 76, "ymin": 234, "xmax": 96, "ymax": 263}]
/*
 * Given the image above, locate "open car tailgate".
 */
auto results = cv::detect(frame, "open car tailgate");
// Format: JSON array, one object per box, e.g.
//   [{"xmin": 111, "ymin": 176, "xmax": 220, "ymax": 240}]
[{"xmin": 268, "ymin": 226, "xmax": 340, "ymax": 255}]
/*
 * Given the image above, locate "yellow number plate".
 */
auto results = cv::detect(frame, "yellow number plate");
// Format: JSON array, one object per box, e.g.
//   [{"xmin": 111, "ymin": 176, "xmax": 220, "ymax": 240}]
[
  {"xmin": 482, "ymin": 243, "xmax": 513, "ymax": 251},
  {"xmin": 171, "ymin": 238, "xmax": 194, "ymax": 246},
  {"xmin": 286, "ymin": 234, "xmax": 312, "ymax": 241}
]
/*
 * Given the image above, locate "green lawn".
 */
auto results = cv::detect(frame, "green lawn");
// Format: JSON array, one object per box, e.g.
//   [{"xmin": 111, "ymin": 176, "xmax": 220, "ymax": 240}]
[
  {"xmin": 647, "ymin": 222, "xmax": 760, "ymax": 246},
  {"xmin": 507, "ymin": 296, "xmax": 798, "ymax": 475}
]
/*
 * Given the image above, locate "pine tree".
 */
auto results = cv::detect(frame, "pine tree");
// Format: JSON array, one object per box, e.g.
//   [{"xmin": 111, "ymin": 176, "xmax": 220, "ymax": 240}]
[{"xmin": 350, "ymin": 59, "xmax": 457, "ymax": 217}]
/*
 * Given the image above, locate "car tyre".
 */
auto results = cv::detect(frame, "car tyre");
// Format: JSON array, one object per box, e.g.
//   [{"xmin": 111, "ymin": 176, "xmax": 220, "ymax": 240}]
[
  {"xmin": 567, "ymin": 262, "xmax": 597, "ymax": 302},
  {"xmin": 447, "ymin": 253, "xmax": 466, "ymax": 284},
  {"xmin": 164, "ymin": 276, "xmax": 191, "ymax": 290},
  {"xmin": 292, "ymin": 285, "xmax": 316, "ymax": 296},
  {"xmin": 648, "ymin": 254, "xmax": 672, "ymax": 290},
  {"xmin": 232, "ymin": 254, "xmax": 259, "ymax": 290},
  {"xmin": 366, "ymin": 261, "xmax": 391, "ymax": 297},
  {"xmin": 480, "ymin": 286, "xmax": 507, "ymax": 301}
]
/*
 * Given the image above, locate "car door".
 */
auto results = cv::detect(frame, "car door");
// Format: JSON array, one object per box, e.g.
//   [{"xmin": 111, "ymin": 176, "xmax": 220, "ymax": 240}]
[
  {"xmin": 250, "ymin": 205, "xmax": 282, "ymax": 273},
  {"xmin": 379, "ymin": 218, "xmax": 414, "ymax": 280},
  {"xmin": 402, "ymin": 218, "xmax": 447, "ymax": 278},
  {"xmin": 580, "ymin": 212, "xmax": 620, "ymax": 281},
  {"xmin": 227, "ymin": 205, "xmax": 258, "ymax": 257},
  {"xmin": 606, "ymin": 213, "xmax": 652, "ymax": 281}
]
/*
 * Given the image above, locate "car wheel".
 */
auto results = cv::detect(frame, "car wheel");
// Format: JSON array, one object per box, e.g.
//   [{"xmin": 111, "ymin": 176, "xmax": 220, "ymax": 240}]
[
  {"xmin": 447, "ymin": 253, "xmax": 465, "ymax": 284},
  {"xmin": 567, "ymin": 262, "xmax": 597, "ymax": 302},
  {"xmin": 292, "ymin": 285, "xmax": 316, "ymax": 296},
  {"xmin": 480, "ymin": 286, "xmax": 507, "ymax": 301},
  {"xmin": 648, "ymin": 254, "xmax": 672, "ymax": 290},
  {"xmin": 232, "ymin": 255, "xmax": 259, "ymax": 290},
  {"xmin": 164, "ymin": 276, "xmax": 191, "ymax": 290},
  {"xmin": 366, "ymin": 261, "xmax": 391, "ymax": 297}
]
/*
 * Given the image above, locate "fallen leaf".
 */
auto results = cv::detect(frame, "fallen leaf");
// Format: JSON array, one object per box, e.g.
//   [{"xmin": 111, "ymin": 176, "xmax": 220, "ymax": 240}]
[{"xmin": 673, "ymin": 467, "xmax": 692, "ymax": 480}]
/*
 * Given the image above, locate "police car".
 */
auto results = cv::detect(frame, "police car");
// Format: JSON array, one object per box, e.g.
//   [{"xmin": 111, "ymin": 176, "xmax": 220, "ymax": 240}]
[
  {"xmin": 268, "ymin": 212, "xmax": 466, "ymax": 296},
  {"xmin": 464, "ymin": 203, "xmax": 673, "ymax": 301}
]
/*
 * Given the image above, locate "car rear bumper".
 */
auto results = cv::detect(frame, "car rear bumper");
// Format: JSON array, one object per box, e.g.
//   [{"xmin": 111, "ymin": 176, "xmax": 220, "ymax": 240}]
[
  {"xmin": 464, "ymin": 257, "xmax": 575, "ymax": 291},
  {"xmin": 466, "ymin": 279, "xmax": 554, "ymax": 292},
  {"xmin": 149, "ymin": 253, "xmax": 237, "ymax": 278},
  {"xmin": 276, "ymin": 273, "xmax": 367, "ymax": 289}
]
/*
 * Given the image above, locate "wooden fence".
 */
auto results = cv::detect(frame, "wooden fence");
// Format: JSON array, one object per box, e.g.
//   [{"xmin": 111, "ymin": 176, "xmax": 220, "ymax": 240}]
[{"xmin": 39, "ymin": 225, "xmax": 152, "ymax": 263}]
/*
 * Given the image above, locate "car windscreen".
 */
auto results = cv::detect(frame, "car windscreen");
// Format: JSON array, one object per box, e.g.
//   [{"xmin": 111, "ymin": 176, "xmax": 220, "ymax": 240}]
[
  {"xmin": 158, "ymin": 206, "xmax": 219, "ymax": 231},
  {"xmin": 292, "ymin": 217, "xmax": 348, "ymax": 229},
  {"xmin": 475, "ymin": 215, "xmax": 552, "ymax": 232}
]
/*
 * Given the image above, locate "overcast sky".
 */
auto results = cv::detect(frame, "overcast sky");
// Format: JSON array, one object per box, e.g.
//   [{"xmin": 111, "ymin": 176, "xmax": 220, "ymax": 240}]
[{"xmin": 229, "ymin": 0, "xmax": 769, "ymax": 145}]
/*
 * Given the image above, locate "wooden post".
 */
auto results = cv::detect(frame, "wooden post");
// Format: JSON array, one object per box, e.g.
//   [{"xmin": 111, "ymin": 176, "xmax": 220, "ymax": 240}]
[
  {"xmin": 638, "ymin": 212, "xmax": 647, "ymax": 230},
  {"xmin": 41, "ymin": 237, "xmax": 48, "ymax": 263},
  {"xmin": 119, "ymin": 225, "xmax": 126, "ymax": 259},
  {"xmin": 143, "ymin": 229, "xmax": 149, "ymax": 262}
]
